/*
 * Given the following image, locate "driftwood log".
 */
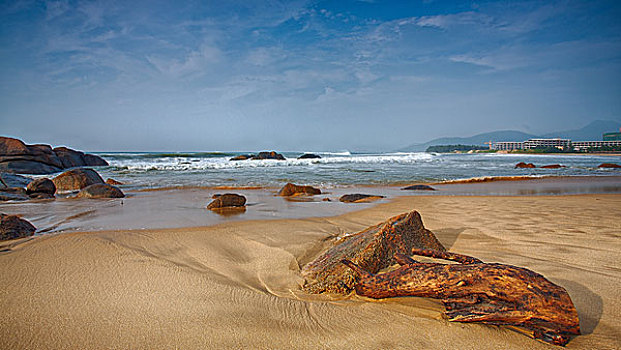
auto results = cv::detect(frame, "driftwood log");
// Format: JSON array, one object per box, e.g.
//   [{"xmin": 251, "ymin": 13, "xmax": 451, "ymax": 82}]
[{"xmin": 342, "ymin": 249, "xmax": 580, "ymax": 346}]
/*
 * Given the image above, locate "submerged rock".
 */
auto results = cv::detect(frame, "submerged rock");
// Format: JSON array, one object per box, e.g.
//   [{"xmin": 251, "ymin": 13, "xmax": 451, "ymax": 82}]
[
  {"xmin": 515, "ymin": 162, "xmax": 536, "ymax": 169},
  {"xmin": 277, "ymin": 183, "xmax": 321, "ymax": 196},
  {"xmin": 251, "ymin": 151, "xmax": 286, "ymax": 160},
  {"xmin": 0, "ymin": 213, "xmax": 36, "ymax": 241},
  {"xmin": 401, "ymin": 184, "xmax": 436, "ymax": 191},
  {"xmin": 339, "ymin": 194, "xmax": 385, "ymax": 203},
  {"xmin": 598, "ymin": 163, "xmax": 621, "ymax": 168},
  {"xmin": 298, "ymin": 153, "xmax": 321, "ymax": 159},
  {"xmin": 53, "ymin": 168, "xmax": 104, "ymax": 193},
  {"xmin": 76, "ymin": 183, "xmax": 124, "ymax": 198},
  {"xmin": 0, "ymin": 136, "xmax": 108, "ymax": 174},
  {"xmin": 26, "ymin": 178, "xmax": 56, "ymax": 195},
  {"xmin": 229, "ymin": 154, "xmax": 254, "ymax": 161},
  {"xmin": 540, "ymin": 164, "xmax": 565, "ymax": 169},
  {"xmin": 301, "ymin": 210, "xmax": 446, "ymax": 294},
  {"xmin": 207, "ymin": 193, "xmax": 246, "ymax": 209}
]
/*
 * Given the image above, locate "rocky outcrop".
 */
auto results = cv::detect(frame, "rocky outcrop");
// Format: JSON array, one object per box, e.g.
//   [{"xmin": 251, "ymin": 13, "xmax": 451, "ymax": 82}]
[
  {"xmin": 401, "ymin": 184, "xmax": 436, "ymax": 191},
  {"xmin": 0, "ymin": 213, "xmax": 36, "ymax": 241},
  {"xmin": 75, "ymin": 183, "xmax": 124, "ymax": 198},
  {"xmin": 0, "ymin": 137, "xmax": 108, "ymax": 174},
  {"xmin": 0, "ymin": 173, "xmax": 32, "ymax": 188},
  {"xmin": 515, "ymin": 162, "xmax": 536, "ymax": 168},
  {"xmin": 540, "ymin": 164, "xmax": 565, "ymax": 169},
  {"xmin": 207, "ymin": 193, "xmax": 246, "ymax": 209},
  {"xmin": 598, "ymin": 163, "xmax": 621, "ymax": 168},
  {"xmin": 229, "ymin": 154, "xmax": 253, "ymax": 161},
  {"xmin": 252, "ymin": 151, "xmax": 286, "ymax": 160},
  {"xmin": 298, "ymin": 153, "xmax": 321, "ymax": 159},
  {"xmin": 301, "ymin": 210, "xmax": 445, "ymax": 294},
  {"xmin": 277, "ymin": 183, "xmax": 321, "ymax": 196},
  {"xmin": 105, "ymin": 178, "xmax": 123, "ymax": 185},
  {"xmin": 53, "ymin": 168, "xmax": 104, "ymax": 193},
  {"xmin": 0, "ymin": 187, "xmax": 30, "ymax": 201},
  {"xmin": 339, "ymin": 194, "xmax": 385, "ymax": 203},
  {"xmin": 26, "ymin": 178, "xmax": 56, "ymax": 195}
]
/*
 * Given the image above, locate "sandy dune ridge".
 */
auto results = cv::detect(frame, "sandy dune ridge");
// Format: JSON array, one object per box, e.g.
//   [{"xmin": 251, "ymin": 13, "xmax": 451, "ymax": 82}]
[{"xmin": 1, "ymin": 194, "xmax": 620, "ymax": 349}]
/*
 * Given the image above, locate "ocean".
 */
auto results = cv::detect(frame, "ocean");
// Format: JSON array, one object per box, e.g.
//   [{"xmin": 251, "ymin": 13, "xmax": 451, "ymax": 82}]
[{"xmin": 95, "ymin": 151, "xmax": 621, "ymax": 190}]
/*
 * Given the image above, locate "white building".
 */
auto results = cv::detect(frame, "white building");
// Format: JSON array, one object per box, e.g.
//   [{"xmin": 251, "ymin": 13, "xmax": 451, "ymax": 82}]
[
  {"xmin": 572, "ymin": 140, "xmax": 621, "ymax": 151},
  {"xmin": 493, "ymin": 141, "xmax": 524, "ymax": 150},
  {"xmin": 523, "ymin": 138, "xmax": 571, "ymax": 150}
]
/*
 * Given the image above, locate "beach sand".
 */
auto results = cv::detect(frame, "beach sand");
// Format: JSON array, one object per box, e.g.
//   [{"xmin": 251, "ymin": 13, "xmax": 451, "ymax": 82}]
[{"xmin": 1, "ymin": 194, "xmax": 620, "ymax": 349}]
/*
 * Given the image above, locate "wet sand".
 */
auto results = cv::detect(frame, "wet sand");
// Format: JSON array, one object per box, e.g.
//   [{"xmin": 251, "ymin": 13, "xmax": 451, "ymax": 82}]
[{"xmin": 1, "ymin": 194, "xmax": 620, "ymax": 349}]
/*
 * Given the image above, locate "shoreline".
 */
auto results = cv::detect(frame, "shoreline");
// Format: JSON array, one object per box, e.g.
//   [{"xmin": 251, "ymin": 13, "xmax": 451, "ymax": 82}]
[{"xmin": 1, "ymin": 193, "xmax": 619, "ymax": 349}]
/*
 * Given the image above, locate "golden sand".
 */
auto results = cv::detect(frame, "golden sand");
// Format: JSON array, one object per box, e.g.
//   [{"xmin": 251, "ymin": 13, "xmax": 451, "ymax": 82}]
[{"xmin": 1, "ymin": 194, "xmax": 620, "ymax": 349}]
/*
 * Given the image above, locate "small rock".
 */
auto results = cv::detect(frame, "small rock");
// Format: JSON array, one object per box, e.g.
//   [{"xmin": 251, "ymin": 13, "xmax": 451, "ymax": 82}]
[
  {"xmin": 515, "ymin": 162, "xmax": 536, "ymax": 168},
  {"xmin": 207, "ymin": 193, "xmax": 246, "ymax": 209},
  {"xmin": 105, "ymin": 178, "xmax": 124, "ymax": 185},
  {"xmin": 230, "ymin": 154, "xmax": 254, "ymax": 161},
  {"xmin": 598, "ymin": 163, "xmax": 621, "ymax": 168},
  {"xmin": 322, "ymin": 198, "xmax": 331, "ymax": 202},
  {"xmin": 540, "ymin": 164, "xmax": 565, "ymax": 169},
  {"xmin": 53, "ymin": 168, "xmax": 104, "ymax": 193},
  {"xmin": 0, "ymin": 213, "xmax": 36, "ymax": 241},
  {"xmin": 298, "ymin": 153, "xmax": 321, "ymax": 159},
  {"xmin": 76, "ymin": 183, "xmax": 125, "ymax": 198},
  {"xmin": 251, "ymin": 151, "xmax": 286, "ymax": 160},
  {"xmin": 26, "ymin": 178, "xmax": 56, "ymax": 195},
  {"xmin": 401, "ymin": 184, "xmax": 436, "ymax": 191},
  {"xmin": 277, "ymin": 183, "xmax": 321, "ymax": 196},
  {"xmin": 339, "ymin": 194, "xmax": 385, "ymax": 203}
]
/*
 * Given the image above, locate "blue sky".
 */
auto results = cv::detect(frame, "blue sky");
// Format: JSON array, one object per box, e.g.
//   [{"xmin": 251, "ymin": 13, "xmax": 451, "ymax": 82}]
[{"xmin": 1, "ymin": 0, "xmax": 620, "ymax": 151}]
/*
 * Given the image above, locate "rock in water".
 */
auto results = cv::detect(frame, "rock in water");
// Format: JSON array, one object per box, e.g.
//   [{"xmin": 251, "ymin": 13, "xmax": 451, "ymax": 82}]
[
  {"xmin": 278, "ymin": 183, "xmax": 321, "ymax": 196},
  {"xmin": 339, "ymin": 194, "xmax": 384, "ymax": 203},
  {"xmin": 598, "ymin": 163, "xmax": 621, "ymax": 168},
  {"xmin": 515, "ymin": 162, "xmax": 536, "ymax": 168},
  {"xmin": 206, "ymin": 193, "xmax": 246, "ymax": 209},
  {"xmin": 0, "ymin": 213, "xmax": 36, "ymax": 241},
  {"xmin": 401, "ymin": 184, "xmax": 436, "ymax": 191},
  {"xmin": 105, "ymin": 178, "xmax": 123, "ymax": 185},
  {"xmin": 76, "ymin": 183, "xmax": 125, "ymax": 198},
  {"xmin": 298, "ymin": 153, "xmax": 321, "ymax": 159},
  {"xmin": 53, "ymin": 168, "xmax": 105, "ymax": 193},
  {"xmin": 26, "ymin": 178, "xmax": 56, "ymax": 195},
  {"xmin": 229, "ymin": 154, "xmax": 254, "ymax": 161},
  {"xmin": 301, "ymin": 210, "xmax": 445, "ymax": 294},
  {"xmin": 540, "ymin": 164, "xmax": 565, "ymax": 169},
  {"xmin": 251, "ymin": 151, "xmax": 286, "ymax": 160}
]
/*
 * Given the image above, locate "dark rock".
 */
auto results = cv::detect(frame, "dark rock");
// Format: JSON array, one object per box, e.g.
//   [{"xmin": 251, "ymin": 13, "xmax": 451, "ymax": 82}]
[
  {"xmin": 540, "ymin": 164, "xmax": 565, "ymax": 169},
  {"xmin": 322, "ymin": 198, "xmax": 331, "ymax": 202},
  {"xmin": 207, "ymin": 193, "xmax": 246, "ymax": 209},
  {"xmin": 76, "ymin": 183, "xmax": 124, "ymax": 198},
  {"xmin": 401, "ymin": 184, "xmax": 436, "ymax": 191},
  {"xmin": 0, "ymin": 187, "xmax": 29, "ymax": 201},
  {"xmin": 251, "ymin": 151, "xmax": 286, "ymax": 160},
  {"xmin": 26, "ymin": 178, "xmax": 56, "ymax": 195},
  {"xmin": 230, "ymin": 154, "xmax": 254, "ymax": 161},
  {"xmin": 339, "ymin": 194, "xmax": 385, "ymax": 203},
  {"xmin": 515, "ymin": 162, "xmax": 536, "ymax": 169},
  {"xmin": 301, "ymin": 210, "xmax": 446, "ymax": 294},
  {"xmin": 0, "ymin": 137, "xmax": 107, "ymax": 174},
  {"xmin": 28, "ymin": 192, "xmax": 55, "ymax": 200},
  {"xmin": 0, "ymin": 213, "xmax": 36, "ymax": 241},
  {"xmin": 105, "ymin": 178, "xmax": 123, "ymax": 185},
  {"xmin": 298, "ymin": 153, "xmax": 321, "ymax": 159},
  {"xmin": 277, "ymin": 183, "xmax": 321, "ymax": 196},
  {"xmin": 598, "ymin": 163, "xmax": 621, "ymax": 168},
  {"xmin": 53, "ymin": 168, "xmax": 104, "ymax": 193},
  {"xmin": 0, "ymin": 173, "xmax": 33, "ymax": 188}
]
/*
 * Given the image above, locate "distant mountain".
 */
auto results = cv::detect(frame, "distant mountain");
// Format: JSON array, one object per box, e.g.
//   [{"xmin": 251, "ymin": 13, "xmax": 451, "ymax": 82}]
[
  {"xmin": 541, "ymin": 120, "xmax": 621, "ymax": 141},
  {"xmin": 398, "ymin": 119, "xmax": 620, "ymax": 152}
]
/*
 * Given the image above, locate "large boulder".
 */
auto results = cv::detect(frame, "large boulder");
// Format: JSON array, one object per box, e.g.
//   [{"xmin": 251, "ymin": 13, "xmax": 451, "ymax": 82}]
[
  {"xmin": 277, "ymin": 183, "xmax": 321, "ymax": 196},
  {"xmin": 53, "ymin": 168, "xmax": 104, "ymax": 193},
  {"xmin": 26, "ymin": 178, "xmax": 56, "ymax": 195},
  {"xmin": 75, "ymin": 183, "xmax": 124, "ymax": 198},
  {"xmin": 207, "ymin": 193, "xmax": 246, "ymax": 209},
  {"xmin": 0, "ymin": 137, "xmax": 108, "ymax": 174},
  {"xmin": 252, "ymin": 151, "xmax": 286, "ymax": 160},
  {"xmin": 301, "ymin": 210, "xmax": 446, "ymax": 294},
  {"xmin": 0, "ymin": 213, "xmax": 36, "ymax": 241},
  {"xmin": 339, "ymin": 194, "xmax": 385, "ymax": 203}
]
